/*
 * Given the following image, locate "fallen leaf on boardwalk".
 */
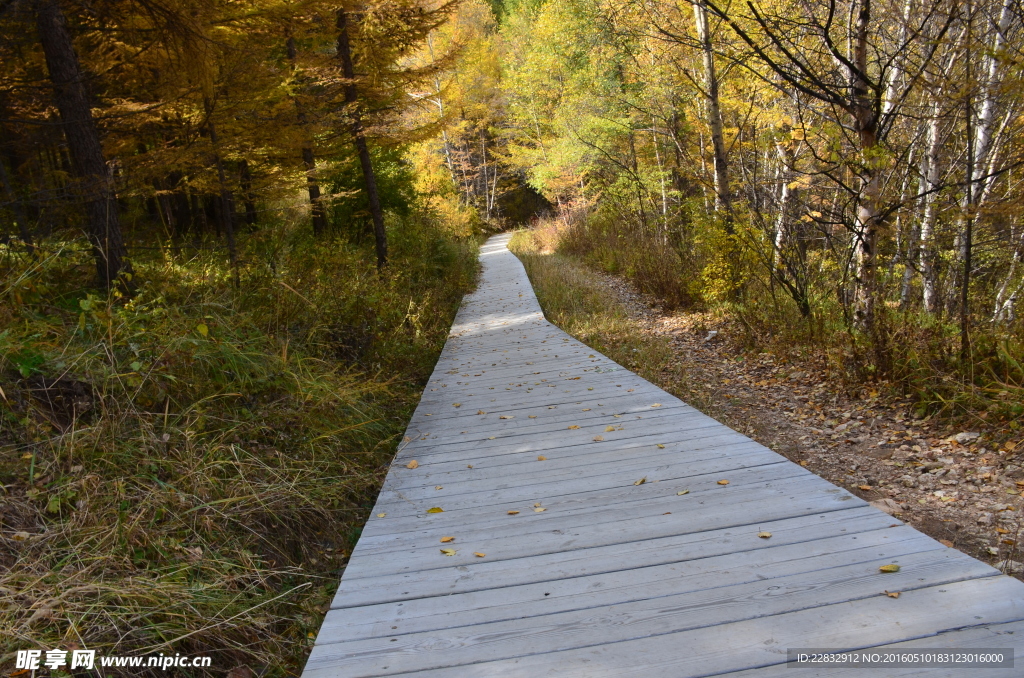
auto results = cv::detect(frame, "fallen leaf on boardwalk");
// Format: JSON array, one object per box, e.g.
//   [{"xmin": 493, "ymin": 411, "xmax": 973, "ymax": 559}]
[
  {"xmin": 534, "ymin": 507, "xmax": 546, "ymax": 512},
  {"xmin": 477, "ymin": 410, "xmax": 486, "ymax": 415},
  {"xmin": 508, "ymin": 510, "xmax": 519, "ymax": 515},
  {"xmin": 582, "ymin": 408, "xmax": 591, "ymax": 411},
  {"xmin": 657, "ymin": 444, "xmax": 666, "ymax": 449},
  {"xmin": 677, "ymin": 490, "xmax": 690, "ymax": 495},
  {"xmin": 403, "ymin": 436, "xmax": 412, "ymax": 443},
  {"xmin": 651, "ymin": 403, "xmax": 662, "ymax": 408},
  {"xmin": 717, "ymin": 480, "xmax": 730, "ymax": 485},
  {"xmin": 500, "ymin": 415, "xmax": 514, "ymax": 419},
  {"xmin": 758, "ymin": 531, "xmax": 772, "ymax": 539},
  {"xmin": 467, "ymin": 464, "xmax": 473, "ymax": 468},
  {"xmin": 537, "ymin": 456, "xmax": 547, "ymax": 461},
  {"xmin": 474, "ymin": 552, "xmax": 486, "ymax": 558},
  {"xmin": 588, "ymin": 387, "xmax": 594, "ymax": 391},
  {"xmin": 534, "ymin": 503, "xmax": 542, "ymax": 507},
  {"xmin": 593, "ymin": 435, "xmax": 604, "ymax": 441},
  {"xmin": 663, "ymin": 512, "xmax": 672, "ymax": 515},
  {"xmin": 435, "ymin": 486, "xmax": 443, "ymax": 490},
  {"xmin": 529, "ymin": 415, "xmax": 537, "ymax": 418},
  {"xmin": 605, "ymin": 425, "xmax": 616, "ymax": 432},
  {"xmin": 440, "ymin": 536, "xmax": 455, "ymax": 543},
  {"xmin": 406, "ymin": 460, "xmax": 419, "ymax": 469},
  {"xmin": 634, "ymin": 477, "xmax": 647, "ymax": 486},
  {"xmin": 488, "ymin": 436, "xmax": 496, "ymax": 440},
  {"xmin": 627, "ymin": 389, "xmax": 634, "ymax": 392},
  {"xmin": 568, "ymin": 425, "xmax": 580, "ymax": 430},
  {"xmin": 426, "ymin": 507, "xmax": 444, "ymax": 514},
  {"xmin": 440, "ymin": 549, "xmax": 456, "ymax": 556},
  {"xmin": 884, "ymin": 590, "xmax": 901, "ymax": 598},
  {"xmin": 879, "ymin": 564, "xmax": 901, "ymax": 573},
  {"xmin": 377, "ymin": 513, "xmax": 386, "ymax": 518},
  {"xmin": 453, "ymin": 403, "xmax": 462, "ymax": 408},
  {"xmin": 939, "ymin": 539, "xmax": 954, "ymax": 547}
]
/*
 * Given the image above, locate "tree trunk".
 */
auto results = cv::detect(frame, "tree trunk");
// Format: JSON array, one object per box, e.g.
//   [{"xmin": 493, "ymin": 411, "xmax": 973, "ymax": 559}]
[
  {"xmin": 287, "ymin": 37, "xmax": 329, "ymax": 237},
  {"xmin": 693, "ymin": 0, "xmax": 731, "ymax": 215},
  {"xmin": 0, "ymin": 157, "xmax": 34, "ymax": 251},
  {"xmin": 35, "ymin": 0, "xmax": 131, "ymax": 289},
  {"xmin": 337, "ymin": 9, "xmax": 388, "ymax": 269}
]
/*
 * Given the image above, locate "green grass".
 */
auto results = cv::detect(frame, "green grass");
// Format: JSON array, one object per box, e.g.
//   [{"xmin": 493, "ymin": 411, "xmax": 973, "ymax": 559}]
[{"xmin": 0, "ymin": 215, "xmax": 478, "ymax": 675}]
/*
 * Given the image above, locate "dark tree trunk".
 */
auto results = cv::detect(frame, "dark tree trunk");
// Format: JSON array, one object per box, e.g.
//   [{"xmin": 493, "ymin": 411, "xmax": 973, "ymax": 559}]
[
  {"xmin": 239, "ymin": 159, "xmax": 258, "ymax": 227},
  {"xmin": 0, "ymin": 156, "xmax": 34, "ymax": 251},
  {"xmin": 337, "ymin": 9, "xmax": 387, "ymax": 268},
  {"xmin": 204, "ymin": 113, "xmax": 239, "ymax": 287},
  {"xmin": 35, "ymin": 0, "xmax": 131, "ymax": 289},
  {"xmin": 287, "ymin": 37, "xmax": 330, "ymax": 237}
]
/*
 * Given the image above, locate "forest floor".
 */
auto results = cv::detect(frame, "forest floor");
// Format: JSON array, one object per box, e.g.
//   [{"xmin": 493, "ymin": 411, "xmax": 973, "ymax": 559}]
[{"xmin": 577, "ymin": 269, "xmax": 1024, "ymax": 580}]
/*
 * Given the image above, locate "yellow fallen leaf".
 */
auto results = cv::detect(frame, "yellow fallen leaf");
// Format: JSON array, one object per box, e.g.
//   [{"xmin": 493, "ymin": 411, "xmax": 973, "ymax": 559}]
[
  {"xmin": 939, "ymin": 539, "xmax": 954, "ymax": 547},
  {"xmin": 534, "ymin": 507, "xmax": 546, "ymax": 512},
  {"xmin": 879, "ymin": 564, "xmax": 901, "ymax": 573},
  {"xmin": 537, "ymin": 456, "xmax": 547, "ymax": 461},
  {"xmin": 426, "ymin": 507, "xmax": 444, "ymax": 514},
  {"xmin": 605, "ymin": 425, "xmax": 615, "ymax": 432},
  {"xmin": 500, "ymin": 415, "xmax": 513, "ymax": 419},
  {"xmin": 634, "ymin": 477, "xmax": 647, "ymax": 486},
  {"xmin": 508, "ymin": 510, "xmax": 519, "ymax": 515},
  {"xmin": 627, "ymin": 389, "xmax": 634, "ymax": 392},
  {"xmin": 858, "ymin": 485, "xmax": 872, "ymax": 491},
  {"xmin": 588, "ymin": 387, "xmax": 594, "ymax": 391},
  {"xmin": 474, "ymin": 552, "xmax": 486, "ymax": 558},
  {"xmin": 467, "ymin": 464, "xmax": 473, "ymax": 468},
  {"xmin": 377, "ymin": 513, "xmax": 386, "ymax": 518},
  {"xmin": 435, "ymin": 486, "xmax": 443, "ymax": 490},
  {"xmin": 651, "ymin": 403, "xmax": 662, "ymax": 408},
  {"xmin": 440, "ymin": 549, "xmax": 456, "ymax": 556},
  {"xmin": 568, "ymin": 425, "xmax": 580, "ymax": 430},
  {"xmin": 477, "ymin": 410, "xmax": 486, "ymax": 415},
  {"xmin": 758, "ymin": 531, "xmax": 772, "ymax": 539},
  {"xmin": 997, "ymin": 527, "xmax": 1010, "ymax": 534},
  {"xmin": 799, "ymin": 460, "xmax": 809, "ymax": 466},
  {"xmin": 593, "ymin": 435, "xmax": 604, "ymax": 441},
  {"xmin": 453, "ymin": 403, "xmax": 462, "ymax": 407},
  {"xmin": 677, "ymin": 490, "xmax": 690, "ymax": 496},
  {"xmin": 196, "ymin": 323, "xmax": 209, "ymax": 337},
  {"xmin": 884, "ymin": 590, "xmax": 901, "ymax": 598},
  {"xmin": 12, "ymin": 531, "xmax": 30, "ymax": 541},
  {"xmin": 534, "ymin": 503, "xmax": 541, "ymax": 507},
  {"xmin": 440, "ymin": 536, "xmax": 455, "ymax": 543},
  {"xmin": 657, "ymin": 444, "xmax": 666, "ymax": 449},
  {"xmin": 581, "ymin": 408, "xmax": 591, "ymax": 411},
  {"xmin": 717, "ymin": 480, "xmax": 730, "ymax": 485},
  {"xmin": 406, "ymin": 460, "xmax": 419, "ymax": 469},
  {"xmin": 488, "ymin": 436, "xmax": 496, "ymax": 440},
  {"xmin": 529, "ymin": 415, "xmax": 537, "ymax": 418}
]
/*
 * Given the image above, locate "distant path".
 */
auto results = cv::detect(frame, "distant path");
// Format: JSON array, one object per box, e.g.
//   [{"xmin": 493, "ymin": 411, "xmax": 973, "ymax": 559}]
[{"xmin": 302, "ymin": 233, "xmax": 1024, "ymax": 677}]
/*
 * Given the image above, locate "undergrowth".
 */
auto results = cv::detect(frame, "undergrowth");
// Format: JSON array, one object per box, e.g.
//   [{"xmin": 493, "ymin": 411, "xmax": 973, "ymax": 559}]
[{"xmin": 0, "ymin": 215, "xmax": 478, "ymax": 675}]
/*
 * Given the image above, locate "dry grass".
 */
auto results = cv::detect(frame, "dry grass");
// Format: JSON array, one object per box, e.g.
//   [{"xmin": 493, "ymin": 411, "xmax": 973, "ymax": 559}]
[{"xmin": 0, "ymin": 216, "xmax": 478, "ymax": 675}]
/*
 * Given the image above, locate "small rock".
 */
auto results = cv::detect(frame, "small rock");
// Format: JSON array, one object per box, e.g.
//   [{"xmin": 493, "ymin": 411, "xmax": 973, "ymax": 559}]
[
  {"xmin": 978, "ymin": 512, "xmax": 995, "ymax": 525},
  {"xmin": 703, "ymin": 330, "xmax": 719, "ymax": 342},
  {"xmin": 986, "ymin": 546, "xmax": 1000, "ymax": 556},
  {"xmin": 870, "ymin": 498, "xmax": 902, "ymax": 515},
  {"xmin": 996, "ymin": 559, "xmax": 1024, "ymax": 575},
  {"xmin": 954, "ymin": 432, "xmax": 981, "ymax": 444}
]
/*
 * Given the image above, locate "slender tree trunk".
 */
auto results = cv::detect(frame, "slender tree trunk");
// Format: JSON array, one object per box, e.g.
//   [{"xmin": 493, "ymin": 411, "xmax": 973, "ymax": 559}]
[
  {"xmin": 204, "ymin": 106, "xmax": 239, "ymax": 288},
  {"xmin": 337, "ymin": 9, "xmax": 387, "ymax": 269},
  {"xmin": 35, "ymin": 0, "xmax": 130, "ymax": 288},
  {"xmin": 0, "ymin": 157, "xmax": 33, "ymax": 251},
  {"xmin": 287, "ymin": 37, "xmax": 329, "ymax": 237},
  {"xmin": 693, "ymin": 0, "xmax": 731, "ymax": 215}
]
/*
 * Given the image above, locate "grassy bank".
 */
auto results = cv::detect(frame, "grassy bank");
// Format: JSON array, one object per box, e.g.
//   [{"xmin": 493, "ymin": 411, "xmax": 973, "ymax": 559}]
[{"xmin": 0, "ymin": 217, "xmax": 478, "ymax": 675}]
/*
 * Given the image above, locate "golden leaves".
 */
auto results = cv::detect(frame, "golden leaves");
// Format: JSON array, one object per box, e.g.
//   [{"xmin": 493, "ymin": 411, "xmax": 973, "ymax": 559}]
[
  {"xmin": 474, "ymin": 552, "xmax": 486, "ymax": 558},
  {"xmin": 879, "ymin": 564, "xmax": 901, "ymax": 573},
  {"xmin": 406, "ymin": 460, "xmax": 419, "ymax": 469},
  {"xmin": 657, "ymin": 444, "xmax": 666, "ymax": 449},
  {"xmin": 500, "ymin": 415, "xmax": 514, "ymax": 419},
  {"xmin": 717, "ymin": 479, "xmax": 729, "ymax": 485},
  {"xmin": 634, "ymin": 477, "xmax": 646, "ymax": 486},
  {"xmin": 537, "ymin": 455, "xmax": 547, "ymax": 461},
  {"xmin": 593, "ymin": 435, "xmax": 604, "ymax": 441},
  {"xmin": 534, "ymin": 507, "xmax": 546, "ymax": 512},
  {"xmin": 758, "ymin": 531, "xmax": 772, "ymax": 539},
  {"xmin": 195, "ymin": 323, "xmax": 209, "ymax": 337},
  {"xmin": 605, "ymin": 425, "xmax": 615, "ymax": 432},
  {"xmin": 884, "ymin": 590, "xmax": 901, "ymax": 598},
  {"xmin": 507, "ymin": 510, "xmax": 519, "ymax": 515},
  {"xmin": 568, "ymin": 425, "xmax": 580, "ymax": 430},
  {"xmin": 651, "ymin": 403, "xmax": 661, "ymax": 408},
  {"xmin": 440, "ymin": 549, "xmax": 457, "ymax": 556},
  {"xmin": 453, "ymin": 403, "xmax": 462, "ymax": 408},
  {"xmin": 426, "ymin": 507, "xmax": 444, "ymax": 514},
  {"xmin": 440, "ymin": 536, "xmax": 454, "ymax": 543},
  {"xmin": 377, "ymin": 513, "xmax": 386, "ymax": 518},
  {"xmin": 477, "ymin": 410, "xmax": 486, "ymax": 415},
  {"xmin": 677, "ymin": 489, "xmax": 690, "ymax": 496}
]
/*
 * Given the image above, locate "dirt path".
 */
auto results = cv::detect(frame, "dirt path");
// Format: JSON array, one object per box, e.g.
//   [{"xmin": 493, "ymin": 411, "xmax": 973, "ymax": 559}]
[{"xmin": 589, "ymin": 271, "xmax": 1024, "ymax": 579}]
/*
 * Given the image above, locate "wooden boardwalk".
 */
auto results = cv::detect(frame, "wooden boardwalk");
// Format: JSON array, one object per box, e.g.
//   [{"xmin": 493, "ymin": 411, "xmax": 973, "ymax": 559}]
[{"xmin": 303, "ymin": 234, "xmax": 1024, "ymax": 677}]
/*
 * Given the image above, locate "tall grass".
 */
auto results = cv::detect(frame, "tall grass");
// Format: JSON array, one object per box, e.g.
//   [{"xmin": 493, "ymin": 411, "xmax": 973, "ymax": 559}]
[{"xmin": 0, "ymin": 215, "xmax": 478, "ymax": 675}]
